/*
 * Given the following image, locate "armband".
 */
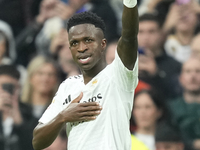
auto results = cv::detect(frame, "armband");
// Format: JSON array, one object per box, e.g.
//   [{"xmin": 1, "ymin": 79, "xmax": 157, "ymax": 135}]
[{"xmin": 123, "ymin": 0, "xmax": 137, "ymax": 8}]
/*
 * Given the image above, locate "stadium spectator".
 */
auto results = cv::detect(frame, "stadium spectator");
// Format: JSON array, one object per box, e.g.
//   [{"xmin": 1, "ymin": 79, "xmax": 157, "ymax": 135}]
[
  {"xmin": 0, "ymin": 20, "xmax": 26, "ymax": 85},
  {"xmin": 138, "ymin": 13, "xmax": 182, "ymax": 99},
  {"xmin": 131, "ymin": 88, "xmax": 169, "ymax": 150},
  {"xmin": 0, "ymin": 20, "xmax": 16, "ymax": 64},
  {"xmin": 21, "ymin": 55, "xmax": 60, "ymax": 119},
  {"xmin": 155, "ymin": 121, "xmax": 184, "ymax": 150},
  {"xmin": 163, "ymin": 1, "xmax": 199, "ymax": 63},
  {"xmin": 0, "ymin": 65, "xmax": 37, "ymax": 150},
  {"xmin": 168, "ymin": 57, "xmax": 200, "ymax": 150}
]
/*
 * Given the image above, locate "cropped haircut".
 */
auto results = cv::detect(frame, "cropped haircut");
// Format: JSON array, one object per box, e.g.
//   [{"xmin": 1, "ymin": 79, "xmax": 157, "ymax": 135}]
[
  {"xmin": 139, "ymin": 13, "xmax": 162, "ymax": 28},
  {"xmin": 131, "ymin": 88, "xmax": 170, "ymax": 127},
  {"xmin": 67, "ymin": 11, "xmax": 106, "ymax": 35},
  {"xmin": 0, "ymin": 65, "xmax": 20, "ymax": 80}
]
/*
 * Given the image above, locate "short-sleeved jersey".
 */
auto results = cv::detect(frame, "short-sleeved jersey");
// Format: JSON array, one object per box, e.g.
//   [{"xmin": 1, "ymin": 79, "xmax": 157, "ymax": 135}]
[{"xmin": 39, "ymin": 51, "xmax": 138, "ymax": 150}]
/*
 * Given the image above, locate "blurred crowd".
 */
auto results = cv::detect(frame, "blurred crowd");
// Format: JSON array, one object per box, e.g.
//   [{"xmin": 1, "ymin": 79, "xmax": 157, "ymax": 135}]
[{"xmin": 0, "ymin": 0, "xmax": 199, "ymax": 150}]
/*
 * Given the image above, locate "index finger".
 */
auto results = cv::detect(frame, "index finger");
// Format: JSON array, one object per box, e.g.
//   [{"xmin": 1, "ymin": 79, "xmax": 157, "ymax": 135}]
[{"xmin": 80, "ymin": 102, "xmax": 100, "ymax": 107}]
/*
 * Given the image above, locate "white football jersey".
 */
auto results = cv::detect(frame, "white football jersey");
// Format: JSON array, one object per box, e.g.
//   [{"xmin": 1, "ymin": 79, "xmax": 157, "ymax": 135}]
[{"xmin": 39, "ymin": 51, "xmax": 138, "ymax": 150}]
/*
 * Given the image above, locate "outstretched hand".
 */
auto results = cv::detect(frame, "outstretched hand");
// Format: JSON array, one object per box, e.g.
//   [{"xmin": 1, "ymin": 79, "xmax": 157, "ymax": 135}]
[{"xmin": 59, "ymin": 92, "xmax": 102, "ymax": 123}]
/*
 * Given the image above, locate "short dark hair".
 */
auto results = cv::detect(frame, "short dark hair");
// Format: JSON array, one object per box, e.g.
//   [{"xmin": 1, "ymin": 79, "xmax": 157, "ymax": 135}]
[
  {"xmin": 155, "ymin": 121, "xmax": 182, "ymax": 142},
  {"xmin": 0, "ymin": 65, "xmax": 20, "ymax": 80},
  {"xmin": 67, "ymin": 11, "xmax": 106, "ymax": 35},
  {"xmin": 134, "ymin": 88, "xmax": 169, "ymax": 122},
  {"xmin": 139, "ymin": 13, "xmax": 162, "ymax": 28}
]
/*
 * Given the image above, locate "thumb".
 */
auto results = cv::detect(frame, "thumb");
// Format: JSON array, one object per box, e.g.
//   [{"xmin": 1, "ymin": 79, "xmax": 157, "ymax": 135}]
[{"xmin": 71, "ymin": 92, "xmax": 83, "ymax": 103}]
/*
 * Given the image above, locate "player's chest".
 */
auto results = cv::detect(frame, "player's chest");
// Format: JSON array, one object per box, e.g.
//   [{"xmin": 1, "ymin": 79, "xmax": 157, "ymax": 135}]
[{"xmin": 62, "ymin": 77, "xmax": 109, "ymax": 107}]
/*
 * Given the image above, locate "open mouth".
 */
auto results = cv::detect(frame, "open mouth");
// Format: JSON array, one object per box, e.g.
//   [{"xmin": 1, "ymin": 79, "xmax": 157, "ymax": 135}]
[{"xmin": 79, "ymin": 56, "xmax": 91, "ymax": 64}]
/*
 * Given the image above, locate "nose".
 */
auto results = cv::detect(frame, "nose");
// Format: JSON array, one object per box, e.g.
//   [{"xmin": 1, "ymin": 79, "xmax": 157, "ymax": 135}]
[{"xmin": 77, "ymin": 41, "xmax": 87, "ymax": 52}]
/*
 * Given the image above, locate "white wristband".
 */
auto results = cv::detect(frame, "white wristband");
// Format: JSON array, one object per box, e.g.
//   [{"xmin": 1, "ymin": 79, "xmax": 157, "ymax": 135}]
[{"xmin": 123, "ymin": 0, "xmax": 137, "ymax": 8}]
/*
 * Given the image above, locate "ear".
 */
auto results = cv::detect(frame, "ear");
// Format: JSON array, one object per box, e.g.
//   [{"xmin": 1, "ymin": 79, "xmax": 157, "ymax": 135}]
[{"xmin": 101, "ymin": 39, "xmax": 107, "ymax": 49}]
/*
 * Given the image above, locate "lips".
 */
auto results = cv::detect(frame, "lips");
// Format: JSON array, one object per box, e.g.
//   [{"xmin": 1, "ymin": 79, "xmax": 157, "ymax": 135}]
[{"xmin": 78, "ymin": 55, "xmax": 91, "ymax": 64}]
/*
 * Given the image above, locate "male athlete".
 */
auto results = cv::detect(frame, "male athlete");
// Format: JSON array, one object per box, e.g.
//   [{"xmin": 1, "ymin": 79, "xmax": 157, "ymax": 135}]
[{"xmin": 32, "ymin": 0, "xmax": 138, "ymax": 149}]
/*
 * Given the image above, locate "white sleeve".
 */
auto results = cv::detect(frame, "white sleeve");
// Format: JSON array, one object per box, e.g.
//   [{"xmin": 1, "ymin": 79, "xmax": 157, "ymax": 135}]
[
  {"xmin": 39, "ymin": 82, "xmax": 65, "ymax": 124},
  {"xmin": 109, "ymin": 50, "xmax": 138, "ymax": 92}
]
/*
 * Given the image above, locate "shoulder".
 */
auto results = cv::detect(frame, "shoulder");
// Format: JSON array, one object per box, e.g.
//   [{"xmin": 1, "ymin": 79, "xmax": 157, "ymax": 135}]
[
  {"xmin": 131, "ymin": 134, "xmax": 149, "ymax": 150},
  {"xmin": 19, "ymin": 101, "xmax": 38, "ymax": 122},
  {"xmin": 57, "ymin": 75, "xmax": 83, "ymax": 91},
  {"xmin": 166, "ymin": 55, "xmax": 182, "ymax": 68},
  {"xmin": 168, "ymin": 97, "xmax": 186, "ymax": 113},
  {"xmin": 159, "ymin": 52, "xmax": 182, "ymax": 68},
  {"xmin": 67, "ymin": 75, "xmax": 83, "ymax": 80},
  {"xmin": 165, "ymin": 35, "xmax": 179, "ymax": 43},
  {"xmin": 61, "ymin": 75, "xmax": 83, "ymax": 84}
]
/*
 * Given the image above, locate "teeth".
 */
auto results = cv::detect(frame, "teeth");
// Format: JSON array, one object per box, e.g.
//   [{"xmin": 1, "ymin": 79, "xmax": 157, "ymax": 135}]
[{"xmin": 80, "ymin": 57, "xmax": 90, "ymax": 62}]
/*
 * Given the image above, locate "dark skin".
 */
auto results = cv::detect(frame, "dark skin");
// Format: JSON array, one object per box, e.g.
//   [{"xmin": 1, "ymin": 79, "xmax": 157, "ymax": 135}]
[
  {"xmin": 69, "ymin": 25, "xmax": 107, "ymax": 84},
  {"xmin": 32, "ymin": 5, "xmax": 138, "ymax": 150}
]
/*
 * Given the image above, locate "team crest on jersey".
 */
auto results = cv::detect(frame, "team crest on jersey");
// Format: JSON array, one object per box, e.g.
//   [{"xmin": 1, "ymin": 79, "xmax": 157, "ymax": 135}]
[{"xmin": 92, "ymin": 79, "xmax": 98, "ymax": 85}]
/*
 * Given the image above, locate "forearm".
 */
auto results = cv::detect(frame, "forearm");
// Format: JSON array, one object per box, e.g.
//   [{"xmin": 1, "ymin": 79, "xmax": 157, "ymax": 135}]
[
  {"xmin": 122, "ymin": 0, "xmax": 138, "ymax": 39},
  {"xmin": 32, "ymin": 114, "xmax": 65, "ymax": 150},
  {"xmin": 117, "ymin": 0, "xmax": 138, "ymax": 70}
]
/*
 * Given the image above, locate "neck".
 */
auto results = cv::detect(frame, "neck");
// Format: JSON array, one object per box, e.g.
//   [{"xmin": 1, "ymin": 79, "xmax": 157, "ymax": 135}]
[
  {"xmin": 183, "ymin": 91, "xmax": 200, "ymax": 103},
  {"xmin": 136, "ymin": 125, "xmax": 156, "ymax": 135},
  {"xmin": 31, "ymin": 91, "xmax": 52, "ymax": 106},
  {"xmin": 175, "ymin": 31, "xmax": 194, "ymax": 45},
  {"xmin": 82, "ymin": 60, "xmax": 107, "ymax": 84}
]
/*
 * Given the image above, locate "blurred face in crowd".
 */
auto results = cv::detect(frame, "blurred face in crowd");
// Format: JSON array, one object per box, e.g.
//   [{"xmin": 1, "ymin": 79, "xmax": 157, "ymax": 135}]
[
  {"xmin": 133, "ymin": 92, "xmax": 162, "ymax": 129},
  {"xmin": 0, "ymin": 75, "xmax": 19, "ymax": 92},
  {"xmin": 191, "ymin": 34, "xmax": 200, "ymax": 59},
  {"xmin": 176, "ymin": 9, "xmax": 198, "ymax": 33},
  {"xmin": 30, "ymin": 63, "xmax": 58, "ymax": 95},
  {"xmin": 156, "ymin": 142, "xmax": 184, "ymax": 150},
  {"xmin": 179, "ymin": 58, "xmax": 200, "ymax": 94},
  {"xmin": 138, "ymin": 21, "xmax": 162, "ymax": 52},
  {"xmin": 0, "ymin": 75, "xmax": 19, "ymax": 108}
]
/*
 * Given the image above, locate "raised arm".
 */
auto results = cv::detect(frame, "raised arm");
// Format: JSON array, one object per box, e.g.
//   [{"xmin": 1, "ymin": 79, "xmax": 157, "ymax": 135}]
[{"xmin": 117, "ymin": 0, "xmax": 139, "ymax": 70}]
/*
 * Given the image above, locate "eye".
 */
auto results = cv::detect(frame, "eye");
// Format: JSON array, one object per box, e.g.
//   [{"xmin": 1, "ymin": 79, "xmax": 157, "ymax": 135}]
[
  {"xmin": 85, "ymin": 38, "xmax": 93, "ymax": 43},
  {"xmin": 71, "ymin": 41, "xmax": 78, "ymax": 46}
]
